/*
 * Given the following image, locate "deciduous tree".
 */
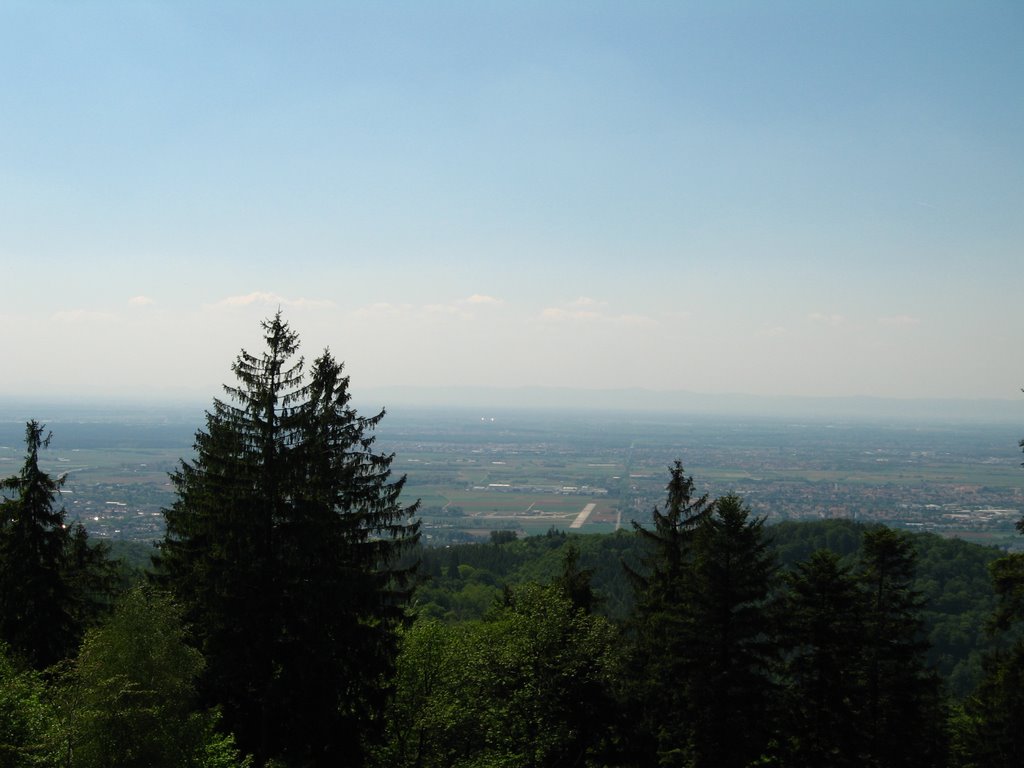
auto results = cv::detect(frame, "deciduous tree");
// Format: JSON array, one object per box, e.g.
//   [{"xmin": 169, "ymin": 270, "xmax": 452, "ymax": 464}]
[
  {"xmin": 379, "ymin": 583, "xmax": 621, "ymax": 768},
  {"xmin": 58, "ymin": 586, "xmax": 249, "ymax": 768},
  {"xmin": 0, "ymin": 642, "xmax": 56, "ymax": 767}
]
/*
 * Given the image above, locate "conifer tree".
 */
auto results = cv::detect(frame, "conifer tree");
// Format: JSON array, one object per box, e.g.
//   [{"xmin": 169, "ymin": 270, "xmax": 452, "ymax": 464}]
[
  {"xmin": 554, "ymin": 542, "xmax": 598, "ymax": 614},
  {"xmin": 621, "ymin": 461, "xmax": 714, "ymax": 766},
  {"xmin": 0, "ymin": 421, "xmax": 70, "ymax": 668},
  {"xmin": 159, "ymin": 313, "xmax": 420, "ymax": 767},
  {"xmin": 963, "ymin": 416, "xmax": 1024, "ymax": 763},
  {"xmin": 960, "ymin": 549, "xmax": 1024, "ymax": 766},
  {"xmin": 685, "ymin": 493, "xmax": 779, "ymax": 768},
  {"xmin": 858, "ymin": 526, "xmax": 947, "ymax": 768},
  {"xmin": 624, "ymin": 471, "xmax": 780, "ymax": 768},
  {"xmin": 0, "ymin": 421, "xmax": 115, "ymax": 669},
  {"xmin": 781, "ymin": 549, "xmax": 869, "ymax": 767}
]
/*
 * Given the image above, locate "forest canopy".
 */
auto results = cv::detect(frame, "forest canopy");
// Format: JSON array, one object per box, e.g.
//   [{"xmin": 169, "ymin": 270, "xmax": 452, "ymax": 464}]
[{"xmin": 1, "ymin": 318, "xmax": 1022, "ymax": 768}]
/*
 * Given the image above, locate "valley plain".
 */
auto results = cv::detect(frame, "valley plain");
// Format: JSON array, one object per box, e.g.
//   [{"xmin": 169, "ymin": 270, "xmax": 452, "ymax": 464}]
[{"xmin": 1, "ymin": 403, "xmax": 1021, "ymax": 548}]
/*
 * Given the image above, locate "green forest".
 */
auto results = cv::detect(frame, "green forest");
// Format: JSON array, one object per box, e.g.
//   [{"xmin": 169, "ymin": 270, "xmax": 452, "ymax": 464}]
[{"xmin": 3, "ymin": 315, "xmax": 1024, "ymax": 768}]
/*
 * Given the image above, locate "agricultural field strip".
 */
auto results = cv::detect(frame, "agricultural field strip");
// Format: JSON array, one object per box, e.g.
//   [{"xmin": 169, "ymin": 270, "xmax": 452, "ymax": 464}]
[
  {"xmin": 4, "ymin": 413, "xmax": 1021, "ymax": 542},
  {"xmin": 570, "ymin": 503, "xmax": 598, "ymax": 529}
]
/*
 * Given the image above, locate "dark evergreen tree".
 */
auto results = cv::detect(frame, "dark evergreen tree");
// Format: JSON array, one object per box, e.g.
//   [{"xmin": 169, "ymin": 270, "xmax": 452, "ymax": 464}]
[
  {"xmin": 685, "ymin": 493, "xmax": 779, "ymax": 768},
  {"xmin": 0, "ymin": 421, "xmax": 115, "ymax": 669},
  {"xmin": 64, "ymin": 520, "xmax": 119, "ymax": 642},
  {"xmin": 620, "ymin": 461, "xmax": 714, "ymax": 766},
  {"xmin": 624, "ymin": 471, "xmax": 780, "ymax": 768},
  {"xmin": 554, "ymin": 541, "xmax": 598, "ymax": 614},
  {"xmin": 0, "ymin": 421, "xmax": 70, "ymax": 668},
  {"xmin": 275, "ymin": 349, "xmax": 420, "ymax": 765},
  {"xmin": 858, "ymin": 526, "xmax": 947, "ymax": 768},
  {"xmin": 158, "ymin": 313, "xmax": 420, "ymax": 767},
  {"xmin": 780, "ymin": 548, "xmax": 868, "ymax": 767},
  {"xmin": 963, "ymin": 416, "xmax": 1024, "ymax": 764},
  {"xmin": 960, "ymin": 551, "xmax": 1024, "ymax": 767}
]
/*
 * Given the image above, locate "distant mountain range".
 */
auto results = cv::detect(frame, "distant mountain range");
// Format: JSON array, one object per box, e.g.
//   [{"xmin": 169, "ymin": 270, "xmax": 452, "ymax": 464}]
[
  {"xmin": 363, "ymin": 386, "xmax": 1023, "ymax": 424},
  {"xmin": 1, "ymin": 386, "xmax": 1021, "ymax": 425}
]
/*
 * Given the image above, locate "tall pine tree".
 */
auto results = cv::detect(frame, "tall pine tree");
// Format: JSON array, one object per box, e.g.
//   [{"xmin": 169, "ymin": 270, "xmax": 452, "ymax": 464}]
[
  {"xmin": 0, "ymin": 421, "xmax": 71, "ymax": 668},
  {"xmin": 624, "ymin": 468, "xmax": 779, "ymax": 768},
  {"xmin": 0, "ymin": 421, "xmax": 115, "ymax": 669},
  {"xmin": 621, "ymin": 461, "xmax": 714, "ymax": 766},
  {"xmin": 158, "ymin": 313, "xmax": 420, "ymax": 767},
  {"xmin": 686, "ymin": 493, "xmax": 779, "ymax": 768},
  {"xmin": 781, "ymin": 548, "xmax": 869, "ymax": 767},
  {"xmin": 960, "ymin": 533, "xmax": 1024, "ymax": 766},
  {"xmin": 858, "ymin": 526, "xmax": 947, "ymax": 768}
]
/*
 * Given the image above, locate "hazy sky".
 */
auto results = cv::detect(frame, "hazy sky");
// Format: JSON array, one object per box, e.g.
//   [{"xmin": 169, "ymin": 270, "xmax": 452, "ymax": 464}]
[{"xmin": 2, "ymin": 1, "xmax": 1022, "ymax": 404}]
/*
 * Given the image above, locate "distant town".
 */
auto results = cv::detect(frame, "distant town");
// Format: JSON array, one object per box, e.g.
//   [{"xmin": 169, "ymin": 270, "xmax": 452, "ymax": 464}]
[{"xmin": 2, "ymin": 405, "xmax": 1021, "ymax": 549}]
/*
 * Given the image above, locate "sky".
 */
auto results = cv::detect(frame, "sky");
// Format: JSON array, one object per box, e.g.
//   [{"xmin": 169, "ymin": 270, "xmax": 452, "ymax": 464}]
[{"xmin": 1, "ymin": 1, "xmax": 1022, "ymax": 407}]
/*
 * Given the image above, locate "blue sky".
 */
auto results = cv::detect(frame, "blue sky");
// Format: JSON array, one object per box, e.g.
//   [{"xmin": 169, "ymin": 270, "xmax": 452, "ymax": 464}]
[{"xmin": 2, "ymin": 1, "xmax": 1021, "ymax": 404}]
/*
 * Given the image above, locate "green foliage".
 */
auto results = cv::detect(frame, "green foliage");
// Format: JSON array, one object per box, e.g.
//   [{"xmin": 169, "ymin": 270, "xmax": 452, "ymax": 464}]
[
  {"xmin": 682, "ymin": 494, "xmax": 781, "ymax": 768},
  {"xmin": 407, "ymin": 515, "xmax": 1009, "ymax": 768},
  {"xmin": 0, "ymin": 421, "xmax": 75, "ymax": 668},
  {"xmin": 958, "ymin": 552, "xmax": 1024, "ymax": 767},
  {"xmin": 0, "ymin": 421, "xmax": 116, "ymax": 668},
  {"xmin": 378, "ymin": 583, "xmax": 622, "ymax": 768},
  {"xmin": 0, "ymin": 644, "xmax": 56, "ymax": 767},
  {"xmin": 773, "ymin": 520, "xmax": 999, "ymax": 697},
  {"xmin": 780, "ymin": 549, "xmax": 868, "ymax": 767},
  {"xmin": 914, "ymin": 534, "xmax": 999, "ymax": 696},
  {"xmin": 412, "ymin": 516, "xmax": 1000, "ymax": 709},
  {"xmin": 623, "ymin": 470, "xmax": 778, "ymax": 768},
  {"xmin": 553, "ymin": 542, "xmax": 599, "ymax": 613},
  {"xmin": 57, "ymin": 586, "xmax": 250, "ymax": 768},
  {"xmin": 857, "ymin": 526, "xmax": 948, "ymax": 767}
]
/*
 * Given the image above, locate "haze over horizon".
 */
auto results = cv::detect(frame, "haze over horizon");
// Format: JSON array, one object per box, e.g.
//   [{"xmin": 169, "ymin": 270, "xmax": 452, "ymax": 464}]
[{"xmin": 2, "ymin": 2, "xmax": 1021, "ymax": 405}]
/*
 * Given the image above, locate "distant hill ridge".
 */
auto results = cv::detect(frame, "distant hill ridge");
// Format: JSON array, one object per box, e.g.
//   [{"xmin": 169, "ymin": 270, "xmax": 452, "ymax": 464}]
[
  {"xmin": 1, "ymin": 387, "xmax": 1021, "ymax": 424},
  {"xmin": 365, "ymin": 385, "xmax": 1023, "ymax": 423}
]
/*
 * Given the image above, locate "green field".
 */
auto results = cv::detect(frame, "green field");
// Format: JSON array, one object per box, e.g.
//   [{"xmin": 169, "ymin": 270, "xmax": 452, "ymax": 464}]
[{"xmin": 3, "ymin": 410, "xmax": 1021, "ymax": 543}]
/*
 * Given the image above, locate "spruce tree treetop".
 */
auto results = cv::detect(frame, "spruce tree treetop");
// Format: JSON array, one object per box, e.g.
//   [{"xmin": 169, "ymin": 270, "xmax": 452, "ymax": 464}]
[
  {"xmin": 624, "ymin": 460, "xmax": 713, "ymax": 605},
  {"xmin": 159, "ymin": 312, "xmax": 420, "ymax": 767},
  {"xmin": 0, "ymin": 421, "xmax": 70, "ymax": 667},
  {"xmin": 857, "ymin": 525, "xmax": 946, "ymax": 767},
  {"xmin": 1, "ymin": 421, "xmax": 115, "ymax": 668}
]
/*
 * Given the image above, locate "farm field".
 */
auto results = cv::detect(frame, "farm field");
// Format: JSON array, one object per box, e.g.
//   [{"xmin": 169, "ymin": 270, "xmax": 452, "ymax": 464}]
[{"xmin": 2, "ymin": 405, "xmax": 1022, "ymax": 546}]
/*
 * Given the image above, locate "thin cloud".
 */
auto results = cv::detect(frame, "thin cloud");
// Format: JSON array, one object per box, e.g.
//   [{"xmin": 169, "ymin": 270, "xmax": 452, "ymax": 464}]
[
  {"xmin": 51, "ymin": 309, "xmax": 117, "ymax": 324},
  {"xmin": 878, "ymin": 314, "xmax": 921, "ymax": 327},
  {"xmin": 214, "ymin": 291, "xmax": 334, "ymax": 309},
  {"xmin": 570, "ymin": 296, "xmax": 606, "ymax": 308},
  {"xmin": 616, "ymin": 313, "xmax": 658, "ymax": 327},
  {"xmin": 128, "ymin": 295, "xmax": 154, "ymax": 307},
  {"xmin": 461, "ymin": 294, "xmax": 504, "ymax": 306},
  {"xmin": 361, "ymin": 295, "xmax": 505, "ymax": 321},
  {"xmin": 808, "ymin": 312, "xmax": 845, "ymax": 327},
  {"xmin": 756, "ymin": 326, "xmax": 787, "ymax": 338},
  {"xmin": 424, "ymin": 303, "xmax": 468, "ymax": 318},
  {"xmin": 540, "ymin": 302, "xmax": 655, "ymax": 327},
  {"xmin": 541, "ymin": 307, "xmax": 602, "ymax": 322},
  {"xmin": 352, "ymin": 302, "xmax": 415, "ymax": 318}
]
